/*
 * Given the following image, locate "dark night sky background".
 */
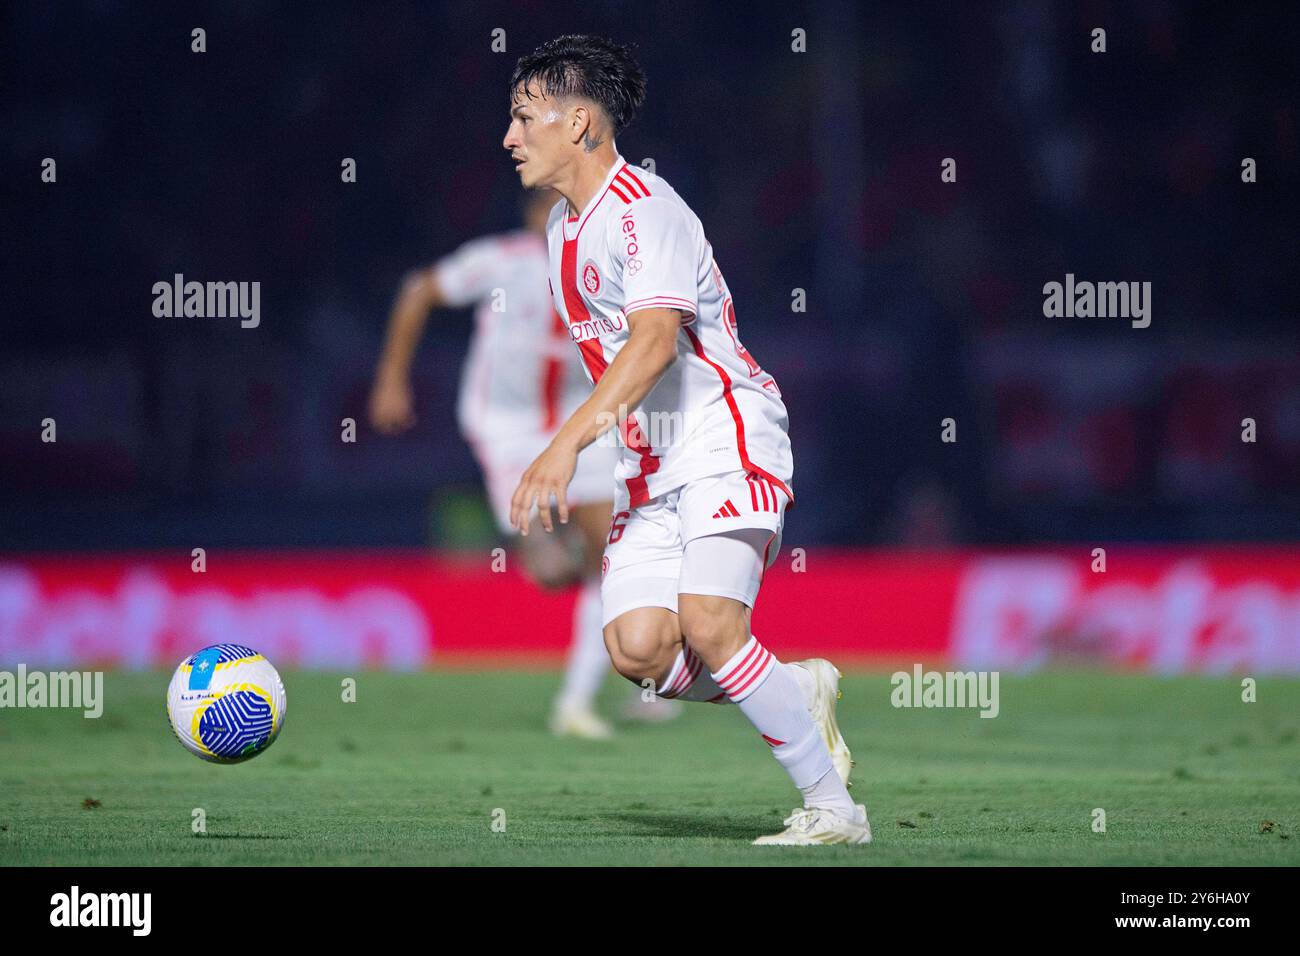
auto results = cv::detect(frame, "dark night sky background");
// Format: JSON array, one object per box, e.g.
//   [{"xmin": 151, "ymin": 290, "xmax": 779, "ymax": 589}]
[{"xmin": 3, "ymin": 1, "xmax": 1297, "ymax": 551}]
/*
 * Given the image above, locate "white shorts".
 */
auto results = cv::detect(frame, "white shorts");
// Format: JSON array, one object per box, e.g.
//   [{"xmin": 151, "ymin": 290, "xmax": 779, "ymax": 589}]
[
  {"xmin": 469, "ymin": 431, "xmax": 620, "ymax": 534},
  {"xmin": 600, "ymin": 470, "xmax": 790, "ymax": 627}
]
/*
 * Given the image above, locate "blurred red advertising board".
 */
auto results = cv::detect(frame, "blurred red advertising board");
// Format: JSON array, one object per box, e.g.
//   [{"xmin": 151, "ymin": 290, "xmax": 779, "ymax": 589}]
[{"xmin": 1, "ymin": 548, "xmax": 1297, "ymax": 672}]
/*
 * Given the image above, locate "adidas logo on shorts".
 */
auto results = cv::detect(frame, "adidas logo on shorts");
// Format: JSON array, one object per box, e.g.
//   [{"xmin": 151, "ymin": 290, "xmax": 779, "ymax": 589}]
[{"xmin": 712, "ymin": 499, "xmax": 741, "ymax": 519}]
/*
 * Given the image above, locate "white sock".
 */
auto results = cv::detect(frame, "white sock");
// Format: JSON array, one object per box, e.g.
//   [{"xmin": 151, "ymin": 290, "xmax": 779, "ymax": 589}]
[
  {"xmin": 655, "ymin": 644, "xmax": 728, "ymax": 702},
  {"xmin": 711, "ymin": 637, "xmax": 851, "ymax": 814},
  {"xmin": 657, "ymin": 639, "xmax": 811, "ymax": 706},
  {"xmin": 555, "ymin": 579, "xmax": 608, "ymax": 711},
  {"xmin": 799, "ymin": 766, "xmax": 856, "ymax": 816},
  {"xmin": 771, "ymin": 657, "xmax": 854, "ymax": 814},
  {"xmin": 786, "ymin": 660, "xmax": 815, "ymax": 703}
]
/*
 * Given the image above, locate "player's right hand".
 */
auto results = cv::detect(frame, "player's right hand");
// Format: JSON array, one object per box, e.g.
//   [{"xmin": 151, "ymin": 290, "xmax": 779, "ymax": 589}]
[
  {"xmin": 368, "ymin": 375, "xmax": 416, "ymax": 434},
  {"xmin": 510, "ymin": 440, "xmax": 578, "ymax": 535}
]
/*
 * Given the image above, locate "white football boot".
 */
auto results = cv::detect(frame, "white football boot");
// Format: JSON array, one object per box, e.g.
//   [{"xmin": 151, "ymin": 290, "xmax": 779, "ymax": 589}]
[
  {"xmin": 790, "ymin": 659, "xmax": 853, "ymax": 788},
  {"xmin": 549, "ymin": 702, "xmax": 613, "ymax": 740},
  {"xmin": 752, "ymin": 803, "xmax": 873, "ymax": 846}
]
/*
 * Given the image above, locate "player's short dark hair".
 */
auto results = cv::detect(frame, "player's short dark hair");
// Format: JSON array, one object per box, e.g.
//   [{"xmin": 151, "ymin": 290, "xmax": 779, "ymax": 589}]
[{"xmin": 510, "ymin": 35, "xmax": 646, "ymax": 136}]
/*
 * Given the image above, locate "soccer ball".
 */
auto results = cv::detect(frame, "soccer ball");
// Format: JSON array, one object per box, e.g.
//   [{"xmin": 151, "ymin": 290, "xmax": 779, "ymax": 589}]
[{"xmin": 166, "ymin": 644, "xmax": 287, "ymax": 763}]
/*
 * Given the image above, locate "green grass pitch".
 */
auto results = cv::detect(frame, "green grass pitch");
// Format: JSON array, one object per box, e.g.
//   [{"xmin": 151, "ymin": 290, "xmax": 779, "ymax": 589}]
[{"xmin": 1, "ymin": 670, "xmax": 1297, "ymax": 866}]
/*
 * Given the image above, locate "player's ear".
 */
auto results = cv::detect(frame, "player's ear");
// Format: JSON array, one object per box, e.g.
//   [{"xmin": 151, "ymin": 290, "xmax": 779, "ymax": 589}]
[{"xmin": 569, "ymin": 104, "xmax": 591, "ymax": 145}]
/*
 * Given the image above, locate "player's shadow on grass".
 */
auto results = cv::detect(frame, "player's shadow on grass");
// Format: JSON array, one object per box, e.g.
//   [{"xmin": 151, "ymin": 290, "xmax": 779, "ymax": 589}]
[{"xmin": 608, "ymin": 811, "xmax": 770, "ymax": 839}]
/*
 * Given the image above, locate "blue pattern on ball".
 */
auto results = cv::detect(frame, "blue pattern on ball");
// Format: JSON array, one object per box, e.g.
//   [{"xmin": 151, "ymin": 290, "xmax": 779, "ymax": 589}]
[
  {"xmin": 187, "ymin": 643, "xmax": 260, "ymax": 667},
  {"xmin": 198, "ymin": 690, "xmax": 274, "ymax": 758}
]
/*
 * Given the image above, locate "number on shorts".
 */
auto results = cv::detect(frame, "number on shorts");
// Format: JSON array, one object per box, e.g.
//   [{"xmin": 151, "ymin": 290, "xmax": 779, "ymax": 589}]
[{"xmin": 608, "ymin": 510, "xmax": 631, "ymax": 544}]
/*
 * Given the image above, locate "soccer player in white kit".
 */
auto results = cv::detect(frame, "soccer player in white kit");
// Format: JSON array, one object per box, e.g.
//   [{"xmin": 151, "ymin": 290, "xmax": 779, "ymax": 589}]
[
  {"xmin": 370, "ymin": 189, "xmax": 661, "ymax": 739},
  {"xmin": 503, "ymin": 35, "xmax": 871, "ymax": 844}
]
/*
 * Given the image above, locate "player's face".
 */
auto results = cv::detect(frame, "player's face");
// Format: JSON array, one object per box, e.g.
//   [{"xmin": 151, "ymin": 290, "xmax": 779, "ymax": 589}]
[{"xmin": 504, "ymin": 84, "xmax": 569, "ymax": 190}]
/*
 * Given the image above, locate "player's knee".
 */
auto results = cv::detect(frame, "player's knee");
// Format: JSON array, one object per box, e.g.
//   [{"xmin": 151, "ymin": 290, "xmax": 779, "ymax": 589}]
[
  {"xmin": 604, "ymin": 617, "xmax": 675, "ymax": 683},
  {"xmin": 678, "ymin": 597, "xmax": 747, "ymax": 661}
]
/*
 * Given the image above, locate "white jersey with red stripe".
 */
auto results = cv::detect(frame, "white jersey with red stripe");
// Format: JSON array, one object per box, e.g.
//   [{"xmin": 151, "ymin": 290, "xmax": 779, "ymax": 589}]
[
  {"xmin": 433, "ymin": 229, "xmax": 591, "ymax": 442},
  {"xmin": 545, "ymin": 156, "xmax": 794, "ymax": 511}
]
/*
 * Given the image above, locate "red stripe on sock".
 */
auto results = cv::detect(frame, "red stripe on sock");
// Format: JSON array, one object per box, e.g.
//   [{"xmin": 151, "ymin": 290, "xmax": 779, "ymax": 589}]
[
  {"xmin": 722, "ymin": 647, "xmax": 769, "ymax": 697},
  {"xmin": 662, "ymin": 656, "xmax": 691, "ymax": 698},
  {"xmin": 721, "ymin": 646, "xmax": 769, "ymax": 696},
  {"xmin": 715, "ymin": 640, "xmax": 762, "ymax": 688}
]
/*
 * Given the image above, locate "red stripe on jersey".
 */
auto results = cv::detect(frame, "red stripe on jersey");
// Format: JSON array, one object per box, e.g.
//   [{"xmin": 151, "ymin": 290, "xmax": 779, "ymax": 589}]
[
  {"xmin": 560, "ymin": 237, "xmax": 609, "ymax": 382},
  {"xmin": 625, "ymin": 294, "xmax": 697, "ymax": 315},
  {"xmin": 540, "ymin": 357, "xmax": 563, "ymax": 431},
  {"xmin": 614, "ymin": 171, "xmax": 643, "ymax": 199},
  {"xmin": 540, "ymin": 307, "xmax": 569, "ymax": 431},
  {"xmin": 609, "ymin": 181, "xmax": 632, "ymax": 204},
  {"xmin": 683, "ymin": 327, "xmax": 794, "ymax": 502},
  {"xmin": 561, "ymin": 233, "xmax": 659, "ymax": 506},
  {"xmin": 619, "ymin": 166, "xmax": 650, "ymax": 196},
  {"xmin": 620, "ymin": 414, "xmax": 661, "ymax": 507},
  {"xmin": 550, "ymin": 306, "xmax": 568, "ymax": 337},
  {"xmin": 568, "ymin": 164, "xmax": 627, "ymax": 239}
]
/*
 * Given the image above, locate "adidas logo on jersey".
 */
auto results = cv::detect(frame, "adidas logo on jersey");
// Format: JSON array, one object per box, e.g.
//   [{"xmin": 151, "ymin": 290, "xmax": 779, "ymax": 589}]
[{"xmin": 712, "ymin": 499, "xmax": 741, "ymax": 519}]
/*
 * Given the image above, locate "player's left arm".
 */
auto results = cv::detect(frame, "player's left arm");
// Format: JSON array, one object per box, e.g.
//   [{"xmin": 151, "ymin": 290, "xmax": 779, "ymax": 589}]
[{"xmin": 509, "ymin": 306, "xmax": 683, "ymax": 534}]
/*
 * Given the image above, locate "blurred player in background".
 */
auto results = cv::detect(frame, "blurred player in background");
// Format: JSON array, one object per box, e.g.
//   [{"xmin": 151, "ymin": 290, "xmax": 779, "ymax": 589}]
[
  {"xmin": 504, "ymin": 36, "xmax": 870, "ymax": 844},
  {"xmin": 369, "ymin": 189, "xmax": 677, "ymax": 738}
]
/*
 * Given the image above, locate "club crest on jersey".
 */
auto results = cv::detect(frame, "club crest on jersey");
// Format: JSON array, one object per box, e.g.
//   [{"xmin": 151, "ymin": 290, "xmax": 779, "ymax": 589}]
[{"xmin": 582, "ymin": 259, "xmax": 602, "ymax": 296}]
